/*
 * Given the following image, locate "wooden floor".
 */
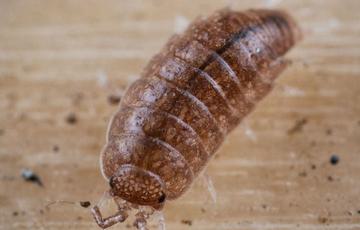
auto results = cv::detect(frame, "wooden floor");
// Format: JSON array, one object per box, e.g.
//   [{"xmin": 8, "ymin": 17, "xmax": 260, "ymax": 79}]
[{"xmin": 1, "ymin": 0, "xmax": 360, "ymax": 229}]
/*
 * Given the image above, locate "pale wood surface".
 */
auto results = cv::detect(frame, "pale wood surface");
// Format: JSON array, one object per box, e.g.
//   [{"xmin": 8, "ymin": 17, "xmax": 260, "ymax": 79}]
[{"xmin": 1, "ymin": 0, "xmax": 360, "ymax": 229}]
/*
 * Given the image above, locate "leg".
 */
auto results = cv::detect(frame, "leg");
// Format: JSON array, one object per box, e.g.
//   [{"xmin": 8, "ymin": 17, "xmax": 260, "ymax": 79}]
[
  {"xmin": 97, "ymin": 190, "xmax": 112, "ymax": 208},
  {"xmin": 155, "ymin": 211, "xmax": 166, "ymax": 230},
  {"xmin": 133, "ymin": 206, "xmax": 155, "ymax": 230},
  {"xmin": 91, "ymin": 205, "xmax": 128, "ymax": 229},
  {"xmin": 240, "ymin": 120, "xmax": 257, "ymax": 142},
  {"xmin": 91, "ymin": 196, "xmax": 130, "ymax": 229},
  {"xmin": 203, "ymin": 172, "xmax": 217, "ymax": 203}
]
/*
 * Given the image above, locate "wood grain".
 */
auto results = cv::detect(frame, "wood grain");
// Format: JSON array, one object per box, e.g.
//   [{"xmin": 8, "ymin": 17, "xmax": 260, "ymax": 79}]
[{"xmin": 0, "ymin": 0, "xmax": 359, "ymax": 229}]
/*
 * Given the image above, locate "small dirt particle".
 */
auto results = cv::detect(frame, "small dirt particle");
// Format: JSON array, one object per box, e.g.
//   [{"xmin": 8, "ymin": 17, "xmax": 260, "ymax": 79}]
[
  {"xmin": 181, "ymin": 219, "xmax": 192, "ymax": 226},
  {"xmin": 357, "ymin": 210, "xmax": 360, "ymax": 214},
  {"xmin": 311, "ymin": 164, "xmax": 317, "ymax": 170},
  {"xmin": 288, "ymin": 118, "xmax": 307, "ymax": 135},
  {"xmin": 299, "ymin": 171, "xmax": 307, "ymax": 177},
  {"xmin": 107, "ymin": 93, "xmax": 122, "ymax": 105},
  {"xmin": 330, "ymin": 155, "xmax": 339, "ymax": 165},
  {"xmin": 318, "ymin": 216, "xmax": 328, "ymax": 224},
  {"xmin": 326, "ymin": 129, "xmax": 333, "ymax": 135},
  {"xmin": 12, "ymin": 211, "xmax": 18, "ymax": 216},
  {"xmin": 201, "ymin": 208, "xmax": 206, "ymax": 213},
  {"xmin": 327, "ymin": 176, "xmax": 334, "ymax": 182},
  {"xmin": 21, "ymin": 169, "xmax": 43, "ymax": 187},
  {"xmin": 52, "ymin": 145, "xmax": 59, "ymax": 152},
  {"xmin": 79, "ymin": 201, "xmax": 91, "ymax": 208},
  {"xmin": 65, "ymin": 113, "xmax": 77, "ymax": 124}
]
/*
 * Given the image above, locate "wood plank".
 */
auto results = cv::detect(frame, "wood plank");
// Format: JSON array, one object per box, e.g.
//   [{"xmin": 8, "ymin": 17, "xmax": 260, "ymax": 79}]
[{"xmin": 1, "ymin": 0, "xmax": 359, "ymax": 229}]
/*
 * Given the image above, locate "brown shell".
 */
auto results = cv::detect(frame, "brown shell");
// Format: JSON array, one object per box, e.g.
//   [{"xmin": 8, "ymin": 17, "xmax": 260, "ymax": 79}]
[{"xmin": 100, "ymin": 8, "xmax": 301, "ymax": 208}]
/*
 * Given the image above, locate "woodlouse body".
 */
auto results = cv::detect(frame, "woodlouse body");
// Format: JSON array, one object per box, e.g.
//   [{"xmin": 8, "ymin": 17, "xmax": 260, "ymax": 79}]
[{"xmin": 92, "ymin": 8, "xmax": 301, "ymax": 229}]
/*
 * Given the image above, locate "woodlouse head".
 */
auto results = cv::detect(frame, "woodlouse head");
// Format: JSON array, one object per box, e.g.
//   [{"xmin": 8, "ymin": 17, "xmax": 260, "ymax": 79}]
[{"xmin": 109, "ymin": 164, "xmax": 167, "ymax": 210}]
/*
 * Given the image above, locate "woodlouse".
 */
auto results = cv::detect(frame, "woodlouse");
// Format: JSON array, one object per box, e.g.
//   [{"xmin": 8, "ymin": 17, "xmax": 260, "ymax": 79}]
[{"xmin": 92, "ymin": 8, "xmax": 301, "ymax": 229}]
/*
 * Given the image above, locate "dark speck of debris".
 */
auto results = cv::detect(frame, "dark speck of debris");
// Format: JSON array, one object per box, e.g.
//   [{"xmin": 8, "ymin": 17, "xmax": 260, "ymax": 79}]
[
  {"xmin": 311, "ymin": 164, "xmax": 317, "ymax": 170},
  {"xmin": 65, "ymin": 113, "xmax": 77, "ymax": 124},
  {"xmin": 357, "ymin": 210, "xmax": 360, "ymax": 214},
  {"xmin": 21, "ymin": 169, "xmax": 43, "ymax": 187},
  {"xmin": 346, "ymin": 211, "xmax": 353, "ymax": 216},
  {"xmin": 107, "ymin": 93, "xmax": 122, "ymax": 105},
  {"xmin": 299, "ymin": 171, "xmax": 307, "ymax": 177},
  {"xmin": 201, "ymin": 208, "xmax": 206, "ymax": 213},
  {"xmin": 12, "ymin": 211, "xmax": 18, "ymax": 216},
  {"xmin": 326, "ymin": 129, "xmax": 333, "ymax": 135},
  {"xmin": 327, "ymin": 176, "xmax": 334, "ymax": 182},
  {"xmin": 181, "ymin": 219, "xmax": 193, "ymax": 226},
  {"xmin": 288, "ymin": 118, "xmax": 308, "ymax": 135},
  {"xmin": 330, "ymin": 155, "xmax": 339, "ymax": 165},
  {"xmin": 79, "ymin": 201, "xmax": 91, "ymax": 208},
  {"xmin": 53, "ymin": 145, "xmax": 59, "ymax": 152},
  {"xmin": 318, "ymin": 216, "xmax": 328, "ymax": 224}
]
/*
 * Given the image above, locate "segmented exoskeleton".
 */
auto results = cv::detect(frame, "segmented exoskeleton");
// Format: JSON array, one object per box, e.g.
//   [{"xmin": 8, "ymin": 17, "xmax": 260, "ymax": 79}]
[{"xmin": 92, "ymin": 8, "xmax": 301, "ymax": 229}]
